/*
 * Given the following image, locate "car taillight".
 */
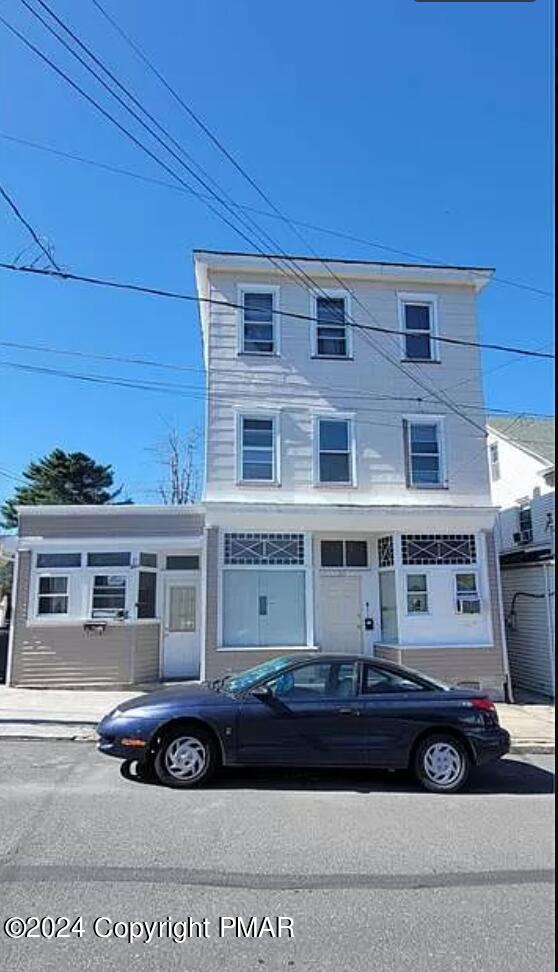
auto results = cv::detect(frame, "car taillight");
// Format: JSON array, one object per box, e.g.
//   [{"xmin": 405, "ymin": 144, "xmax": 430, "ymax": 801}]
[{"xmin": 470, "ymin": 697, "xmax": 496, "ymax": 713}]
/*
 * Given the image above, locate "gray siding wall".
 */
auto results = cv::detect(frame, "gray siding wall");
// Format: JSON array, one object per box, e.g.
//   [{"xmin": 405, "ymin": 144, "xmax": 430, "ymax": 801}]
[
  {"xmin": 374, "ymin": 645, "xmax": 506, "ymax": 698},
  {"xmin": 10, "ymin": 550, "xmax": 161, "ymax": 686},
  {"xmin": 500, "ymin": 564, "xmax": 554, "ymax": 698},
  {"xmin": 19, "ymin": 509, "xmax": 204, "ymax": 539}
]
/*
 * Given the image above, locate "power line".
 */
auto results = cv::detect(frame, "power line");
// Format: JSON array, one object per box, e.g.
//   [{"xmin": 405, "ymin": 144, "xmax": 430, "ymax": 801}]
[
  {"xmin": 2, "ymin": 129, "xmax": 553, "ymax": 302},
  {"xmin": 84, "ymin": 0, "xmax": 549, "ymax": 438},
  {"xmin": 0, "ymin": 261, "xmax": 553, "ymax": 360},
  {"xmin": 4, "ymin": 4, "xmax": 550, "ymax": 439},
  {"xmin": 0, "ymin": 337, "xmax": 554, "ymax": 419},
  {"xmin": 21, "ymin": 0, "xmax": 490, "ymax": 439},
  {"xmin": 0, "ymin": 182, "xmax": 61, "ymax": 271}
]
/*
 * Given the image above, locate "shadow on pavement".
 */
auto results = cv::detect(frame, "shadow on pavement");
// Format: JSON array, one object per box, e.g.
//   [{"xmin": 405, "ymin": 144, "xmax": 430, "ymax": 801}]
[{"xmin": 121, "ymin": 755, "xmax": 554, "ymax": 796}]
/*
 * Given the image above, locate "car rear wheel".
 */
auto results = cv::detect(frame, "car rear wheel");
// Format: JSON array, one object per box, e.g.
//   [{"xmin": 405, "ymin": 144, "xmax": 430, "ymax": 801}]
[
  {"xmin": 154, "ymin": 727, "xmax": 216, "ymax": 789},
  {"xmin": 414, "ymin": 734, "xmax": 470, "ymax": 794}
]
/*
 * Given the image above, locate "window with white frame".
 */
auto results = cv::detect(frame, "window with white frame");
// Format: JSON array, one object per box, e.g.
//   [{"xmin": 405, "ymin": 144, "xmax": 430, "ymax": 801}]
[
  {"xmin": 406, "ymin": 420, "xmax": 444, "ymax": 486},
  {"xmin": 241, "ymin": 291, "xmax": 276, "ymax": 354},
  {"xmin": 318, "ymin": 418, "xmax": 352, "ymax": 484},
  {"xmin": 315, "ymin": 296, "xmax": 349, "ymax": 357},
  {"xmin": 518, "ymin": 505, "xmax": 533, "ymax": 543},
  {"xmin": 91, "ymin": 574, "xmax": 127, "ymax": 618},
  {"xmin": 489, "ymin": 442, "xmax": 500, "ymax": 481},
  {"xmin": 240, "ymin": 416, "xmax": 276, "ymax": 482},
  {"xmin": 406, "ymin": 574, "xmax": 429, "ymax": 614},
  {"xmin": 320, "ymin": 540, "xmax": 368, "ymax": 567},
  {"xmin": 399, "ymin": 297, "xmax": 437, "ymax": 361},
  {"xmin": 455, "ymin": 572, "xmax": 481, "ymax": 614},
  {"xmin": 37, "ymin": 575, "xmax": 69, "ymax": 616}
]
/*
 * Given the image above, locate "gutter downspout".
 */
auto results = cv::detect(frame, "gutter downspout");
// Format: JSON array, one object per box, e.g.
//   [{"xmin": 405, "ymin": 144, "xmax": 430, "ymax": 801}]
[{"xmin": 5, "ymin": 549, "xmax": 20, "ymax": 686}]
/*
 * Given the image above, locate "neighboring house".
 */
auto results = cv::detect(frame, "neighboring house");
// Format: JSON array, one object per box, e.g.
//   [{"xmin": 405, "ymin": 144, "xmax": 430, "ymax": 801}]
[
  {"xmin": 7, "ymin": 251, "xmax": 510, "ymax": 697},
  {"xmin": 487, "ymin": 416, "xmax": 555, "ymax": 699}
]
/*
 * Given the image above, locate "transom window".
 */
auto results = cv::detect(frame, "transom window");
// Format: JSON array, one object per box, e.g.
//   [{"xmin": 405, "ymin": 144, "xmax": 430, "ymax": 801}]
[
  {"xmin": 36, "ymin": 553, "xmax": 81, "ymax": 569},
  {"xmin": 87, "ymin": 552, "xmax": 131, "ymax": 567},
  {"xmin": 91, "ymin": 574, "xmax": 127, "ymax": 618},
  {"xmin": 241, "ymin": 291, "xmax": 275, "ymax": 354},
  {"xmin": 377, "ymin": 536, "xmax": 394, "ymax": 568},
  {"xmin": 406, "ymin": 574, "xmax": 429, "ymax": 614},
  {"xmin": 402, "ymin": 534, "xmax": 477, "ymax": 565},
  {"xmin": 315, "ymin": 296, "xmax": 349, "ymax": 357},
  {"xmin": 240, "ymin": 416, "xmax": 275, "ymax": 482},
  {"xmin": 165, "ymin": 555, "xmax": 200, "ymax": 571},
  {"xmin": 318, "ymin": 418, "xmax": 352, "ymax": 483},
  {"xmin": 37, "ymin": 576, "xmax": 69, "ymax": 615},
  {"xmin": 320, "ymin": 540, "xmax": 368, "ymax": 568},
  {"xmin": 224, "ymin": 533, "xmax": 304, "ymax": 566},
  {"xmin": 401, "ymin": 301, "xmax": 436, "ymax": 360},
  {"xmin": 407, "ymin": 421, "xmax": 443, "ymax": 486}
]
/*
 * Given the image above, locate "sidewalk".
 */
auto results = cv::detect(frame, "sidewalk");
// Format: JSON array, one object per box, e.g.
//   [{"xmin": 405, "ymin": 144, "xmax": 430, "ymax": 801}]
[{"xmin": 0, "ymin": 685, "xmax": 554, "ymax": 752}]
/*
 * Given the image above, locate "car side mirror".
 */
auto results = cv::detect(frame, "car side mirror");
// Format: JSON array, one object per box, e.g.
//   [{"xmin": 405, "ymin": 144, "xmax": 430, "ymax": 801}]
[{"xmin": 250, "ymin": 685, "xmax": 272, "ymax": 701}]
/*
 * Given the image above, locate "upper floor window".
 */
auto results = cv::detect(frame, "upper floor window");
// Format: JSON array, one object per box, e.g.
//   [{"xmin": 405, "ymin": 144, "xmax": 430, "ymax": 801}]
[
  {"xmin": 314, "ymin": 295, "xmax": 350, "ymax": 358},
  {"xmin": 318, "ymin": 418, "xmax": 353, "ymax": 484},
  {"xmin": 240, "ymin": 416, "xmax": 276, "ymax": 482},
  {"xmin": 489, "ymin": 442, "xmax": 501, "ymax": 481},
  {"xmin": 405, "ymin": 419, "xmax": 444, "ymax": 487},
  {"xmin": 241, "ymin": 290, "xmax": 276, "ymax": 354},
  {"xmin": 398, "ymin": 294, "xmax": 439, "ymax": 361},
  {"xmin": 518, "ymin": 505, "xmax": 533, "ymax": 543}
]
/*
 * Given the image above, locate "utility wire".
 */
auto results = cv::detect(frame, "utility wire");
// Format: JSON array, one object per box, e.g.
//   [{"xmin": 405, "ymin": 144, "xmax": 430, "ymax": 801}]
[
  {"xmin": 1, "ymin": 130, "xmax": 552, "ymax": 302},
  {"xmin": 0, "ymin": 182, "xmax": 61, "ymax": 271},
  {"xmin": 0, "ymin": 338, "xmax": 554, "ymax": 419},
  {"xmin": 14, "ymin": 0, "xmax": 493, "ymax": 438},
  {"xmin": 0, "ymin": 262, "xmax": 552, "ymax": 360}
]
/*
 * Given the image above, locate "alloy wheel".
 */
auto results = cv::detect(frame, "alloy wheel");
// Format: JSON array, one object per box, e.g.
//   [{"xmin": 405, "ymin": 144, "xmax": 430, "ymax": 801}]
[
  {"xmin": 423, "ymin": 741, "xmax": 463, "ymax": 788},
  {"xmin": 164, "ymin": 735, "xmax": 207, "ymax": 781}
]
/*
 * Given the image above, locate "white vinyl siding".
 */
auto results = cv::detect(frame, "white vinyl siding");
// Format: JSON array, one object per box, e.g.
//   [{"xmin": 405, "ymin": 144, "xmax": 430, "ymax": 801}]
[{"xmin": 223, "ymin": 570, "xmax": 306, "ymax": 647}]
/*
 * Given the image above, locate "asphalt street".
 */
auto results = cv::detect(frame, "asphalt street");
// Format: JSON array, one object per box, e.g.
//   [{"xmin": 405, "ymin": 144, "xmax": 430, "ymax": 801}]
[{"xmin": 0, "ymin": 741, "xmax": 554, "ymax": 972}]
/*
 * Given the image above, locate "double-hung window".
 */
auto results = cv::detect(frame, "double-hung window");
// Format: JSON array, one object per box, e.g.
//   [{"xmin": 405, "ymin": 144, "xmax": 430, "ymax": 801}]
[
  {"xmin": 315, "ymin": 295, "xmax": 350, "ymax": 358},
  {"xmin": 489, "ymin": 442, "xmax": 500, "ymax": 481},
  {"xmin": 37, "ymin": 576, "xmax": 69, "ymax": 616},
  {"xmin": 406, "ymin": 574, "xmax": 429, "ymax": 614},
  {"xmin": 399, "ymin": 294, "xmax": 438, "ymax": 361},
  {"xmin": 318, "ymin": 418, "xmax": 353, "ymax": 484},
  {"xmin": 240, "ymin": 416, "xmax": 276, "ymax": 482},
  {"xmin": 406, "ymin": 420, "xmax": 444, "ymax": 487},
  {"xmin": 91, "ymin": 574, "xmax": 127, "ymax": 618},
  {"xmin": 241, "ymin": 290, "xmax": 276, "ymax": 354},
  {"xmin": 455, "ymin": 572, "xmax": 481, "ymax": 614}
]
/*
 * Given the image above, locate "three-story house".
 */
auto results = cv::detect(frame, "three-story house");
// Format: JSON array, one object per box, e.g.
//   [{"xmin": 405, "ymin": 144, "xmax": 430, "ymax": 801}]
[{"xmin": 195, "ymin": 250, "xmax": 509, "ymax": 698}]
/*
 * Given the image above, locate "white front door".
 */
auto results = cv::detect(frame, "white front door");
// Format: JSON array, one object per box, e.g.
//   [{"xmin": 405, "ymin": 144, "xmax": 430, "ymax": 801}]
[
  {"xmin": 162, "ymin": 578, "xmax": 200, "ymax": 679},
  {"xmin": 320, "ymin": 575, "xmax": 363, "ymax": 653}
]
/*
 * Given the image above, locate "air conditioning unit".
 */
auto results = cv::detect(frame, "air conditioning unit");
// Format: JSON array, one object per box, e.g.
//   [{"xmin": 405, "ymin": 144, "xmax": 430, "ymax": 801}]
[
  {"xmin": 456, "ymin": 596, "xmax": 481, "ymax": 615},
  {"xmin": 513, "ymin": 530, "xmax": 532, "ymax": 545}
]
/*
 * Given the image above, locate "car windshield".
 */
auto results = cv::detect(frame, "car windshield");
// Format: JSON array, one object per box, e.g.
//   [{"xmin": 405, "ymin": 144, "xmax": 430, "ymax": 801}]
[{"xmin": 218, "ymin": 656, "xmax": 295, "ymax": 694}]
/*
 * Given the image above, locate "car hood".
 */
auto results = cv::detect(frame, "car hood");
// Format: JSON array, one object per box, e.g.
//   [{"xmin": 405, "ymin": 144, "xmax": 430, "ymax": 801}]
[{"xmin": 108, "ymin": 683, "xmax": 226, "ymax": 717}]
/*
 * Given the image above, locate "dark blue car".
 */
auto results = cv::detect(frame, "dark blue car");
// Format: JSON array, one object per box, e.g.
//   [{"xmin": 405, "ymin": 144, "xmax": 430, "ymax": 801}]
[{"xmin": 97, "ymin": 654, "xmax": 510, "ymax": 794}]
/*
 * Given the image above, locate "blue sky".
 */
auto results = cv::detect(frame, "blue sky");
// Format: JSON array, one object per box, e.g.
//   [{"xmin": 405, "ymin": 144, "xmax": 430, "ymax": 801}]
[{"xmin": 0, "ymin": 0, "xmax": 554, "ymax": 504}]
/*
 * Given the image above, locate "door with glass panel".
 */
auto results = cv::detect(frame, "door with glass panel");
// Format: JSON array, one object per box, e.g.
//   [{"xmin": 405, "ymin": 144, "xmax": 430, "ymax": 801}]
[{"xmin": 162, "ymin": 579, "xmax": 200, "ymax": 678}]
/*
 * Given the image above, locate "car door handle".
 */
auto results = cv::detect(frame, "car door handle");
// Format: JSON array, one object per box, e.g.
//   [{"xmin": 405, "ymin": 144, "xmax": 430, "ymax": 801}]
[{"xmin": 338, "ymin": 707, "xmax": 360, "ymax": 716}]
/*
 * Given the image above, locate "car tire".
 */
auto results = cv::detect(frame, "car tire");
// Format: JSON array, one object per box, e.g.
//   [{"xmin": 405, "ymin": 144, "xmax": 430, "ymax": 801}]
[
  {"xmin": 153, "ymin": 726, "xmax": 217, "ymax": 789},
  {"xmin": 414, "ymin": 734, "xmax": 470, "ymax": 794}
]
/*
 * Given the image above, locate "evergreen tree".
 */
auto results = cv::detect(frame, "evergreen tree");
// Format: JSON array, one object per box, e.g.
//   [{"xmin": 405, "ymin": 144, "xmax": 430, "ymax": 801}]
[{"xmin": 1, "ymin": 449, "xmax": 123, "ymax": 528}]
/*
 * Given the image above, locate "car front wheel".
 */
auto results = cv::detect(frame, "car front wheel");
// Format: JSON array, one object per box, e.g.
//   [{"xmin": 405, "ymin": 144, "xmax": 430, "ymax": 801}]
[
  {"xmin": 153, "ymin": 727, "xmax": 216, "ymax": 789},
  {"xmin": 414, "ymin": 734, "xmax": 470, "ymax": 794}
]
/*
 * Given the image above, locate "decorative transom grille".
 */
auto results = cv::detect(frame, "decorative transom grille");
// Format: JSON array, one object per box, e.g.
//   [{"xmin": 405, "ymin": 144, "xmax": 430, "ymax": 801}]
[
  {"xmin": 378, "ymin": 536, "xmax": 394, "ymax": 568},
  {"xmin": 224, "ymin": 533, "xmax": 305, "ymax": 565},
  {"xmin": 401, "ymin": 534, "xmax": 476, "ymax": 566}
]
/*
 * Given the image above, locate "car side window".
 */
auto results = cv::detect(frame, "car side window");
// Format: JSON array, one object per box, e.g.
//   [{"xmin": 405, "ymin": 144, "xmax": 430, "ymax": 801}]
[
  {"xmin": 268, "ymin": 662, "xmax": 357, "ymax": 700},
  {"xmin": 363, "ymin": 665, "xmax": 428, "ymax": 695}
]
